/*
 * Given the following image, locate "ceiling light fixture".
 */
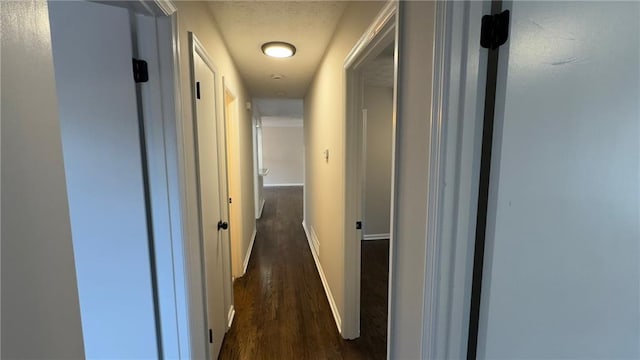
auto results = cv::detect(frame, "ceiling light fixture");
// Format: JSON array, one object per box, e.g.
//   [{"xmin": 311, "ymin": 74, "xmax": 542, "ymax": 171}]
[{"xmin": 261, "ymin": 42, "xmax": 296, "ymax": 58}]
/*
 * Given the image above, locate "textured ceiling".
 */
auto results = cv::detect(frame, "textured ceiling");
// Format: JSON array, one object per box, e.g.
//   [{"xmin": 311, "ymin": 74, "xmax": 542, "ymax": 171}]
[
  {"xmin": 362, "ymin": 56, "xmax": 394, "ymax": 88},
  {"xmin": 362, "ymin": 41, "xmax": 395, "ymax": 88},
  {"xmin": 208, "ymin": 1, "xmax": 348, "ymax": 98}
]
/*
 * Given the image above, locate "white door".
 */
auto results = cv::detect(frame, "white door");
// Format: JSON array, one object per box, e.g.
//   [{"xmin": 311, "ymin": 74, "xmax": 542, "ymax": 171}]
[
  {"xmin": 48, "ymin": 2, "xmax": 158, "ymax": 358},
  {"xmin": 191, "ymin": 36, "xmax": 228, "ymax": 358},
  {"xmin": 478, "ymin": 2, "xmax": 640, "ymax": 359}
]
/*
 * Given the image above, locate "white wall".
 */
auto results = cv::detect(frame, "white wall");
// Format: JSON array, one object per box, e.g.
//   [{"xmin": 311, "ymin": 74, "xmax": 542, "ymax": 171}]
[
  {"xmin": 303, "ymin": 0, "xmax": 386, "ymax": 333},
  {"xmin": 478, "ymin": 2, "xmax": 640, "ymax": 358},
  {"xmin": 1, "ymin": 1, "xmax": 85, "ymax": 358},
  {"xmin": 363, "ymin": 86, "xmax": 393, "ymax": 237},
  {"xmin": 262, "ymin": 121, "xmax": 304, "ymax": 186}
]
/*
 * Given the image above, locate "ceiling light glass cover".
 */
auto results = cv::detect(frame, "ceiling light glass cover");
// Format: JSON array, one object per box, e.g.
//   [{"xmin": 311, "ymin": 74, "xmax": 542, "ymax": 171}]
[{"xmin": 262, "ymin": 42, "xmax": 296, "ymax": 58}]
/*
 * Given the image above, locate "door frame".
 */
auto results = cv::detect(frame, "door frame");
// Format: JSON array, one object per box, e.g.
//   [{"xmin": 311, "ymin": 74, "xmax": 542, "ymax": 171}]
[
  {"xmin": 124, "ymin": 2, "xmax": 193, "ymax": 359},
  {"xmin": 218, "ymin": 88, "xmax": 235, "ymax": 332},
  {"xmin": 343, "ymin": 1, "xmax": 397, "ymax": 340},
  {"xmin": 132, "ymin": 1, "xmax": 233, "ymax": 358},
  {"xmin": 418, "ymin": 1, "xmax": 489, "ymax": 359},
  {"xmin": 222, "ymin": 84, "xmax": 245, "ymax": 279},
  {"xmin": 188, "ymin": 30, "xmax": 232, "ymax": 357},
  {"xmin": 344, "ymin": 0, "xmax": 487, "ymax": 358}
]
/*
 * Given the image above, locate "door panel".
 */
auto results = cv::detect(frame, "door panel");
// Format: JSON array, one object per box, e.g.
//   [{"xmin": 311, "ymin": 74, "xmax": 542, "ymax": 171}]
[
  {"xmin": 193, "ymin": 46, "xmax": 227, "ymax": 358},
  {"xmin": 48, "ymin": 2, "xmax": 158, "ymax": 358},
  {"xmin": 478, "ymin": 2, "xmax": 640, "ymax": 358}
]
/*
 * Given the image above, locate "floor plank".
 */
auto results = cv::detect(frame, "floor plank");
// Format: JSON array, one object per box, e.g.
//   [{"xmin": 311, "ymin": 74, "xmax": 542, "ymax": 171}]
[{"xmin": 219, "ymin": 186, "xmax": 388, "ymax": 360}]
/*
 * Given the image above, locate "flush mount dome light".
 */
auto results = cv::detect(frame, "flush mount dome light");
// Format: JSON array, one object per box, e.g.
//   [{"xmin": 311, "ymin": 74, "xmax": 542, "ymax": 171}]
[{"xmin": 261, "ymin": 42, "xmax": 296, "ymax": 58}]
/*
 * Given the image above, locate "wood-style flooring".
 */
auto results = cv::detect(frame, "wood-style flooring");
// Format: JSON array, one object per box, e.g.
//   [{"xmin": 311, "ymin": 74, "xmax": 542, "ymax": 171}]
[{"xmin": 218, "ymin": 186, "xmax": 389, "ymax": 360}]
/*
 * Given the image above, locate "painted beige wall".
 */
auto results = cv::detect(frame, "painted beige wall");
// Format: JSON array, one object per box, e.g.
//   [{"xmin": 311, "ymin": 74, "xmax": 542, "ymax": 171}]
[
  {"xmin": 262, "ymin": 125, "xmax": 304, "ymax": 186},
  {"xmin": 363, "ymin": 86, "xmax": 393, "ymax": 237},
  {"xmin": 1, "ymin": 1, "xmax": 85, "ymax": 357},
  {"xmin": 174, "ymin": 0, "xmax": 256, "ymax": 308},
  {"xmin": 303, "ymin": 0, "xmax": 386, "ymax": 331}
]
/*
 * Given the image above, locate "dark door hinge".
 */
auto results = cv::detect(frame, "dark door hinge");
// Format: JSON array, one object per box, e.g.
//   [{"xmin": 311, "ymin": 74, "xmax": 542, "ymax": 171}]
[
  {"xmin": 209, "ymin": 329, "xmax": 213, "ymax": 343},
  {"xmin": 480, "ymin": 10, "xmax": 510, "ymax": 50},
  {"xmin": 196, "ymin": 82, "xmax": 201, "ymax": 99},
  {"xmin": 229, "ymin": 197, "xmax": 232, "ymax": 204},
  {"xmin": 132, "ymin": 58, "xmax": 149, "ymax": 83},
  {"xmin": 356, "ymin": 221, "xmax": 362, "ymax": 230}
]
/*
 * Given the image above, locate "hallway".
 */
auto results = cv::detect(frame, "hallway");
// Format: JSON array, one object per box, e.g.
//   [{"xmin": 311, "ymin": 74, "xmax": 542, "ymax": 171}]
[{"xmin": 219, "ymin": 187, "xmax": 387, "ymax": 359}]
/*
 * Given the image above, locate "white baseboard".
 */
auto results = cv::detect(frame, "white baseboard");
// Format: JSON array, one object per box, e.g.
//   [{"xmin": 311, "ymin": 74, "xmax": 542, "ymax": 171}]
[
  {"xmin": 227, "ymin": 305, "xmax": 235, "ymax": 329},
  {"xmin": 362, "ymin": 233, "xmax": 390, "ymax": 241},
  {"xmin": 257, "ymin": 198, "xmax": 265, "ymax": 219},
  {"xmin": 310, "ymin": 228, "xmax": 320, "ymax": 255},
  {"xmin": 264, "ymin": 183, "xmax": 304, "ymax": 187},
  {"xmin": 302, "ymin": 220, "xmax": 310, "ymax": 240},
  {"xmin": 301, "ymin": 221, "xmax": 342, "ymax": 334},
  {"xmin": 242, "ymin": 228, "xmax": 257, "ymax": 276}
]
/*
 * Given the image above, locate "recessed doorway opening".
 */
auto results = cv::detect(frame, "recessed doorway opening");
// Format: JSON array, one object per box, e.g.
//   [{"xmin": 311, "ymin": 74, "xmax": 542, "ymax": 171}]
[{"xmin": 343, "ymin": 4, "xmax": 397, "ymax": 357}]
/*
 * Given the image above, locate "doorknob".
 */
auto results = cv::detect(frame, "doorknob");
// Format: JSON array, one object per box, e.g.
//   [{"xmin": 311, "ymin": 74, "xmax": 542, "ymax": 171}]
[{"xmin": 217, "ymin": 220, "xmax": 228, "ymax": 231}]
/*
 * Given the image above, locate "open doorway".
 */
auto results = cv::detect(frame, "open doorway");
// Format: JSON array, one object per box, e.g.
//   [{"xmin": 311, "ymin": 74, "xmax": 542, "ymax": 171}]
[
  {"xmin": 224, "ymin": 86, "xmax": 245, "ymax": 280},
  {"xmin": 357, "ymin": 41, "xmax": 395, "ymax": 355},
  {"xmin": 256, "ymin": 99, "xmax": 305, "ymax": 188},
  {"xmin": 343, "ymin": 2, "xmax": 397, "ymax": 353}
]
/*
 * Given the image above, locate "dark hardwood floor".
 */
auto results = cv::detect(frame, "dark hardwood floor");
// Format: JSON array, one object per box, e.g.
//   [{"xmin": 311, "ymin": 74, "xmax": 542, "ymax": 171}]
[{"xmin": 218, "ymin": 186, "xmax": 389, "ymax": 360}]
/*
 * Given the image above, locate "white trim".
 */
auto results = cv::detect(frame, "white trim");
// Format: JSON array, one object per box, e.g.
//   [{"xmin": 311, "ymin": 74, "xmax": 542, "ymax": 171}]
[
  {"xmin": 344, "ymin": 1, "xmax": 397, "ymax": 69},
  {"xmin": 302, "ymin": 221, "xmax": 341, "ymax": 333},
  {"xmin": 386, "ymin": 6, "xmax": 401, "ymax": 357},
  {"xmin": 423, "ymin": 2, "xmax": 490, "ymax": 359},
  {"xmin": 222, "ymin": 82, "xmax": 244, "ymax": 279},
  {"xmin": 362, "ymin": 233, "xmax": 390, "ymax": 241},
  {"xmin": 302, "ymin": 220, "xmax": 319, "ymax": 254},
  {"xmin": 226, "ymin": 306, "xmax": 235, "ymax": 329},
  {"xmin": 132, "ymin": 4, "xmax": 199, "ymax": 358},
  {"xmin": 343, "ymin": 1, "xmax": 397, "ymax": 340},
  {"xmin": 258, "ymin": 198, "xmax": 266, "ymax": 219},
  {"xmin": 242, "ymin": 228, "xmax": 257, "ymax": 276},
  {"xmin": 132, "ymin": 12, "xmax": 185, "ymax": 359},
  {"xmin": 216, "ymin": 79, "xmax": 234, "ymax": 320},
  {"xmin": 128, "ymin": 0, "xmax": 176, "ymax": 16},
  {"xmin": 189, "ymin": 32, "xmax": 235, "ymax": 359},
  {"xmin": 421, "ymin": 1, "xmax": 449, "ymax": 358},
  {"xmin": 153, "ymin": 0, "xmax": 176, "ymax": 15},
  {"xmin": 166, "ymin": 12, "xmax": 209, "ymax": 360},
  {"xmin": 253, "ymin": 114, "xmax": 261, "ymax": 220},
  {"xmin": 361, "ymin": 108, "xmax": 368, "ymax": 242},
  {"xmin": 302, "ymin": 220, "xmax": 310, "ymax": 240},
  {"xmin": 310, "ymin": 226, "xmax": 320, "ymax": 255},
  {"xmin": 263, "ymin": 183, "xmax": 304, "ymax": 187},
  {"xmin": 190, "ymin": 35, "xmax": 216, "ymax": 75}
]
